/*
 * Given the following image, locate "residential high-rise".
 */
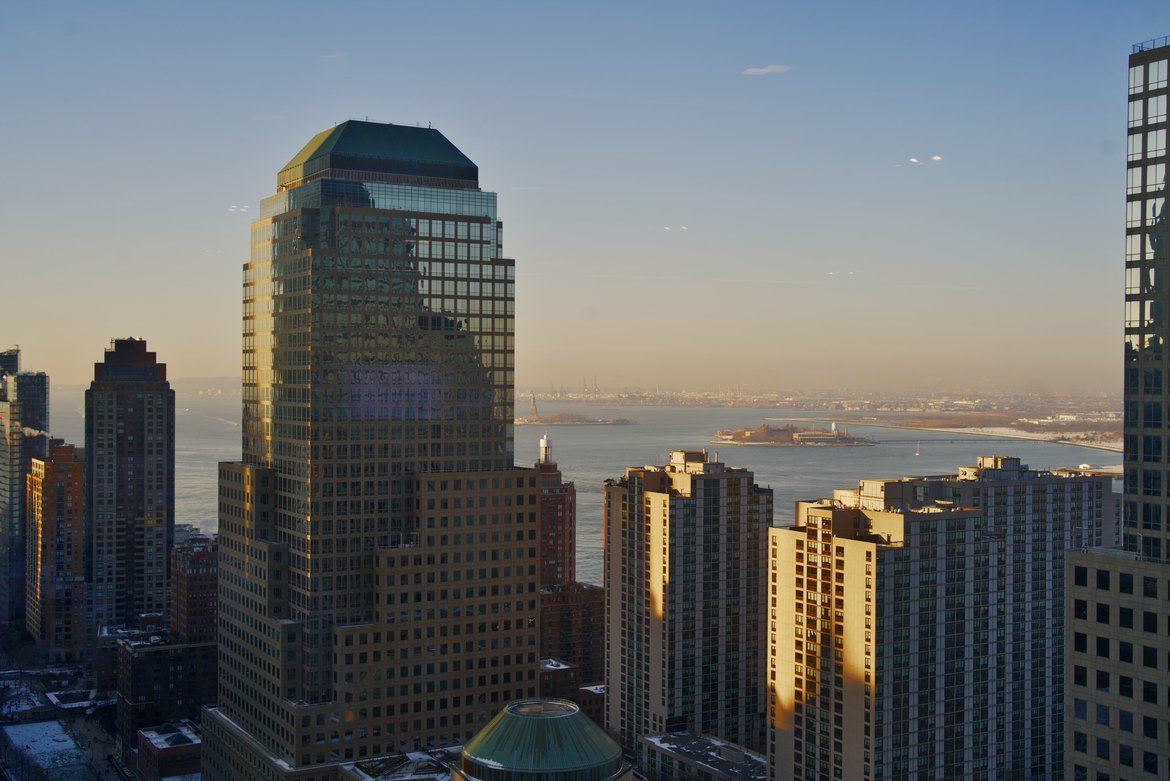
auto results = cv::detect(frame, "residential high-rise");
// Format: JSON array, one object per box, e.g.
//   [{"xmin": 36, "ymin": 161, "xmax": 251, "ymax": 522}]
[
  {"xmin": 604, "ymin": 450, "xmax": 770, "ymax": 759},
  {"xmin": 170, "ymin": 536, "xmax": 217, "ymax": 644},
  {"xmin": 202, "ymin": 121, "xmax": 537, "ymax": 781},
  {"xmin": 85, "ymin": 338, "xmax": 175, "ymax": 637},
  {"xmin": 768, "ymin": 458, "xmax": 1113, "ymax": 781},
  {"xmin": 535, "ymin": 435, "xmax": 575, "ymax": 587},
  {"xmin": 25, "ymin": 440, "xmax": 86, "ymax": 662},
  {"xmin": 0, "ymin": 349, "xmax": 49, "ymax": 625},
  {"xmin": 1066, "ymin": 36, "xmax": 1170, "ymax": 781},
  {"xmin": 534, "ymin": 435, "xmax": 604, "ymax": 687}
]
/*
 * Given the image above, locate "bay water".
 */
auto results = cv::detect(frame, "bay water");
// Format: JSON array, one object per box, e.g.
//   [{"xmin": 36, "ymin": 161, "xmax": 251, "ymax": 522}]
[{"xmin": 50, "ymin": 390, "xmax": 1119, "ymax": 586}]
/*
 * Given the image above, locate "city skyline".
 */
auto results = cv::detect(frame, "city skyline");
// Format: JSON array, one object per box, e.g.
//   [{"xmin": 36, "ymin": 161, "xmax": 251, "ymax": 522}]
[{"xmin": 4, "ymin": 3, "xmax": 1169, "ymax": 392}]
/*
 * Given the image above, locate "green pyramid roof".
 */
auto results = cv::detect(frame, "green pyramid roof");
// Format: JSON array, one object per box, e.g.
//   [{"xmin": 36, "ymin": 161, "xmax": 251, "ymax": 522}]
[
  {"xmin": 461, "ymin": 700, "xmax": 626, "ymax": 780},
  {"xmin": 277, "ymin": 121, "xmax": 478, "ymax": 189}
]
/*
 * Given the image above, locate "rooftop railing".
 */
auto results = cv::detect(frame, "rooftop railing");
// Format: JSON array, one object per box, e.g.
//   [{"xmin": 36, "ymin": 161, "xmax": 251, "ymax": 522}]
[{"xmin": 1134, "ymin": 36, "xmax": 1170, "ymax": 54}]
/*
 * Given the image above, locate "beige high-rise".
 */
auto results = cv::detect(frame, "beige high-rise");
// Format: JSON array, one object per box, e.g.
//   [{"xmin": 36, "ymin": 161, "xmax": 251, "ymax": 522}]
[
  {"xmin": 769, "ymin": 458, "xmax": 1113, "ymax": 781},
  {"xmin": 604, "ymin": 450, "xmax": 770, "ymax": 761}
]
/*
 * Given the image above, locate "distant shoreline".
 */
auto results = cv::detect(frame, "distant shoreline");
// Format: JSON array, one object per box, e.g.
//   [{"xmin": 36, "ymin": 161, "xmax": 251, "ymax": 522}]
[{"xmin": 766, "ymin": 417, "xmax": 1122, "ymax": 453}]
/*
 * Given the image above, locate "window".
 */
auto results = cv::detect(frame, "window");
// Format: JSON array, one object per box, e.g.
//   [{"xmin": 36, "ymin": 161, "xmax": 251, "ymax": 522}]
[
  {"xmin": 1121, "ymin": 572, "xmax": 1134, "ymax": 593},
  {"xmin": 1120, "ymin": 709, "xmax": 1133, "ymax": 732},
  {"xmin": 1097, "ymin": 569, "xmax": 1111, "ymax": 590},
  {"xmin": 1143, "ymin": 576, "xmax": 1158, "ymax": 598},
  {"xmin": 1075, "ymin": 633, "xmax": 1087, "ymax": 653},
  {"xmin": 1097, "ymin": 670, "xmax": 1110, "ymax": 692},
  {"xmin": 1121, "ymin": 641, "xmax": 1134, "ymax": 663},
  {"xmin": 1143, "ymin": 680, "xmax": 1158, "ymax": 703},
  {"xmin": 1074, "ymin": 731, "xmax": 1087, "ymax": 752},
  {"xmin": 1096, "ymin": 703, "xmax": 1110, "ymax": 726},
  {"xmin": 1121, "ymin": 675, "xmax": 1134, "ymax": 697},
  {"xmin": 1097, "ymin": 636, "xmax": 1110, "ymax": 658},
  {"xmin": 1121, "ymin": 743, "xmax": 1134, "ymax": 767},
  {"xmin": 1074, "ymin": 665, "xmax": 1087, "ymax": 686},
  {"xmin": 1075, "ymin": 599, "xmax": 1088, "ymax": 620},
  {"xmin": 1143, "ymin": 715, "xmax": 1158, "ymax": 738},
  {"xmin": 1121, "ymin": 607, "xmax": 1135, "ymax": 628},
  {"xmin": 1144, "ymin": 750, "xmax": 1159, "ymax": 773},
  {"xmin": 1143, "ymin": 645, "xmax": 1158, "ymax": 668},
  {"xmin": 1097, "ymin": 603, "xmax": 1111, "ymax": 624},
  {"xmin": 1144, "ymin": 611, "xmax": 1158, "ymax": 633},
  {"xmin": 1096, "ymin": 737, "xmax": 1109, "ymax": 760},
  {"xmin": 1074, "ymin": 698, "xmax": 1087, "ymax": 719},
  {"xmin": 1074, "ymin": 566, "xmax": 1087, "ymax": 587}
]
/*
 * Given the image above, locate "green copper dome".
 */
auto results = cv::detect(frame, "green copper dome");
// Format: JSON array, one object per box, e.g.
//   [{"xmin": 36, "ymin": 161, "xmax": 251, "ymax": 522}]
[{"xmin": 459, "ymin": 700, "xmax": 627, "ymax": 781}]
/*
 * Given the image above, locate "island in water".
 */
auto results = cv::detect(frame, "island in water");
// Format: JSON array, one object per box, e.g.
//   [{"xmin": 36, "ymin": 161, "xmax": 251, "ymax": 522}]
[
  {"xmin": 515, "ymin": 397, "xmax": 635, "ymax": 426},
  {"xmin": 715, "ymin": 422, "xmax": 874, "ymax": 446}
]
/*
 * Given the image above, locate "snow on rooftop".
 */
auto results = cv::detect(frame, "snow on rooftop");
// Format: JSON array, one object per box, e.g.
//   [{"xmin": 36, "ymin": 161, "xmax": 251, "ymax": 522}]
[
  {"xmin": 539, "ymin": 657, "xmax": 573, "ymax": 670},
  {"xmin": 2, "ymin": 720, "xmax": 86, "ymax": 769}
]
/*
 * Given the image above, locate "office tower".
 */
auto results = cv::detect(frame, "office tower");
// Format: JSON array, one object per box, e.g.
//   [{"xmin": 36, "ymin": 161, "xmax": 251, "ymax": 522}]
[
  {"xmin": 170, "ymin": 536, "xmax": 217, "ymax": 644},
  {"xmin": 85, "ymin": 338, "xmax": 175, "ymax": 636},
  {"xmin": 25, "ymin": 440, "xmax": 86, "ymax": 662},
  {"xmin": 0, "ymin": 349, "xmax": 49, "ymax": 625},
  {"xmin": 202, "ymin": 121, "xmax": 537, "ymax": 781},
  {"xmin": 604, "ymin": 450, "xmax": 771, "ymax": 759},
  {"xmin": 1066, "ymin": 36, "xmax": 1170, "ymax": 781},
  {"xmin": 768, "ymin": 458, "xmax": 1114, "ymax": 781},
  {"xmin": 0, "ymin": 350, "xmax": 18, "ymax": 376}
]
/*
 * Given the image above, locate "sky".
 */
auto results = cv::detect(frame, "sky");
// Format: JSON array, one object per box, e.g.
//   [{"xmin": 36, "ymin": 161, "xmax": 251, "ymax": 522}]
[{"xmin": 1, "ymin": 1, "xmax": 1166, "ymax": 393}]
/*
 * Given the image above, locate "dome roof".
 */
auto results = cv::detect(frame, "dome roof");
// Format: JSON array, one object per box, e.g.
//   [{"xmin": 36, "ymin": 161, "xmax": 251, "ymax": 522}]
[{"xmin": 460, "ymin": 700, "xmax": 626, "ymax": 781}]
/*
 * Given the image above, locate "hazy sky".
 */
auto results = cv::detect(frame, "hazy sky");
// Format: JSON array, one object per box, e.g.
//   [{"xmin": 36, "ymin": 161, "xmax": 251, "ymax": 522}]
[{"xmin": 2, "ymin": 1, "xmax": 1166, "ymax": 392}]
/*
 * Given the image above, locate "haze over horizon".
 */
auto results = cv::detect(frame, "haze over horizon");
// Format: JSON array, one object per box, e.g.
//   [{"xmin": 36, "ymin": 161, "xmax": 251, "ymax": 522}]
[{"xmin": 4, "ymin": 2, "xmax": 1166, "ymax": 394}]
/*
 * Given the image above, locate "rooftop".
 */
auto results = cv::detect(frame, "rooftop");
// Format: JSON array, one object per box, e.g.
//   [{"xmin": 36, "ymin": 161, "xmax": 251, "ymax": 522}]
[
  {"xmin": 278, "ymin": 120, "xmax": 478, "ymax": 190},
  {"xmin": 642, "ymin": 732, "xmax": 768, "ymax": 781}
]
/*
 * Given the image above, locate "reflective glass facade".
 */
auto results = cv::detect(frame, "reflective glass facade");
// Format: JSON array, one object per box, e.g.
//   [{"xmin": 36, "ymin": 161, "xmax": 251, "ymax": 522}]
[
  {"xmin": 1124, "ymin": 44, "xmax": 1170, "ymax": 561},
  {"xmin": 0, "ymin": 351, "xmax": 49, "ymax": 626},
  {"xmin": 1067, "ymin": 38, "xmax": 1170, "ymax": 781},
  {"xmin": 205, "ymin": 122, "xmax": 529, "ymax": 781}
]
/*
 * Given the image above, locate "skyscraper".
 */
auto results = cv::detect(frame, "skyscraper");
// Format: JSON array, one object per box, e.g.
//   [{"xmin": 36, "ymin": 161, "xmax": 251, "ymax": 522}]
[
  {"xmin": 25, "ymin": 440, "xmax": 86, "ymax": 662},
  {"xmin": 85, "ymin": 338, "xmax": 175, "ymax": 636},
  {"xmin": 604, "ymin": 450, "xmax": 770, "ymax": 760},
  {"xmin": 0, "ymin": 349, "xmax": 49, "ymax": 625},
  {"xmin": 202, "ymin": 121, "xmax": 536, "ymax": 781},
  {"xmin": 1066, "ymin": 36, "xmax": 1170, "ymax": 781},
  {"xmin": 768, "ymin": 458, "xmax": 1113, "ymax": 781}
]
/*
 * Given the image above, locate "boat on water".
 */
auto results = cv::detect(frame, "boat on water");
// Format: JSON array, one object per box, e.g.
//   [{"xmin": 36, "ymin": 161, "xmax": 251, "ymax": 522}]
[{"xmin": 714, "ymin": 422, "xmax": 875, "ymax": 447}]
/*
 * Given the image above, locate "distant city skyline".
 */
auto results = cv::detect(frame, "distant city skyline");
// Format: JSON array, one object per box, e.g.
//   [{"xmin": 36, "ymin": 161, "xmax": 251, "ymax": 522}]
[{"xmin": 3, "ymin": 3, "xmax": 1169, "ymax": 391}]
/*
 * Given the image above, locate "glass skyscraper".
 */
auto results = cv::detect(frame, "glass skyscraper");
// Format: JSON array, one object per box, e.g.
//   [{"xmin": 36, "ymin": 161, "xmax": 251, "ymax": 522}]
[
  {"xmin": 1066, "ymin": 36, "xmax": 1170, "ymax": 781},
  {"xmin": 203, "ymin": 121, "xmax": 537, "ymax": 781},
  {"xmin": 0, "ymin": 349, "xmax": 49, "ymax": 626}
]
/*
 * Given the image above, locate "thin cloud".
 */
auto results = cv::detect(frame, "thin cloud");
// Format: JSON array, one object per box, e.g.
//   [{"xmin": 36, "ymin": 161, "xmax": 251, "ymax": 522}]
[
  {"xmin": 320, "ymin": 52, "xmax": 349, "ymax": 60},
  {"xmin": 742, "ymin": 64, "xmax": 791, "ymax": 76}
]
